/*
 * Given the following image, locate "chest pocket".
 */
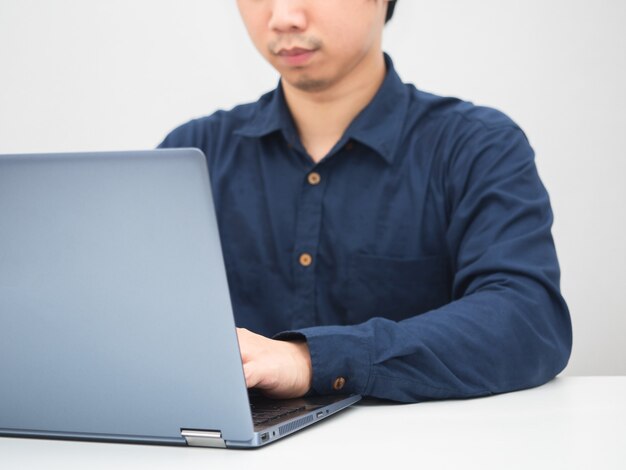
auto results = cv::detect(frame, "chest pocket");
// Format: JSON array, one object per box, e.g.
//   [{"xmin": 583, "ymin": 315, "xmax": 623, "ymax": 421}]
[{"xmin": 339, "ymin": 253, "xmax": 451, "ymax": 323}]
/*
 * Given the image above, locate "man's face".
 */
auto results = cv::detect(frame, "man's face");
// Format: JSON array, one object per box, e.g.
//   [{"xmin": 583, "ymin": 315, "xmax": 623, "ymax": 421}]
[{"xmin": 236, "ymin": 0, "xmax": 388, "ymax": 93}]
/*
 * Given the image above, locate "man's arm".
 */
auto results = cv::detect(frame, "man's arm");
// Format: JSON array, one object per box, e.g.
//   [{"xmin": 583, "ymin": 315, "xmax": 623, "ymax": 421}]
[{"xmin": 240, "ymin": 123, "xmax": 572, "ymax": 402}]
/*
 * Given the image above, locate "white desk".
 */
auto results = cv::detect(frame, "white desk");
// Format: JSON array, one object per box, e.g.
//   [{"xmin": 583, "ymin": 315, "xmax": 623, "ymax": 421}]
[{"xmin": 1, "ymin": 377, "xmax": 624, "ymax": 470}]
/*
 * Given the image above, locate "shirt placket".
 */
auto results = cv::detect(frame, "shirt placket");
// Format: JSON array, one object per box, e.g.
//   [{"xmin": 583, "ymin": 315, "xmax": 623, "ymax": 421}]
[{"xmin": 290, "ymin": 167, "xmax": 326, "ymax": 329}]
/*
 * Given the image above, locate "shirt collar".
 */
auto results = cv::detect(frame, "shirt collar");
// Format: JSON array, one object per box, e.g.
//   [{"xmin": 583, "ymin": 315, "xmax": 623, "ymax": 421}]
[
  {"xmin": 234, "ymin": 84, "xmax": 298, "ymax": 143},
  {"xmin": 235, "ymin": 53, "xmax": 410, "ymax": 165}
]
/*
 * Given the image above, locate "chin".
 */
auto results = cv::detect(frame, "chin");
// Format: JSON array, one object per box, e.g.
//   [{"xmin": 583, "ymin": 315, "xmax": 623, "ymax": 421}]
[{"xmin": 292, "ymin": 77, "xmax": 330, "ymax": 92}]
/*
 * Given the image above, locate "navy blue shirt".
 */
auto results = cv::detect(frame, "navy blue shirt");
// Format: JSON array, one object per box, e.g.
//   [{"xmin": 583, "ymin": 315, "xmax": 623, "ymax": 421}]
[{"xmin": 159, "ymin": 55, "xmax": 572, "ymax": 403}]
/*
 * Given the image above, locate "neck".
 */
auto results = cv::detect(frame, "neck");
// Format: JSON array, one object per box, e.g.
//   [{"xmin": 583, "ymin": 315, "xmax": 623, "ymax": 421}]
[{"xmin": 282, "ymin": 52, "xmax": 386, "ymax": 163}]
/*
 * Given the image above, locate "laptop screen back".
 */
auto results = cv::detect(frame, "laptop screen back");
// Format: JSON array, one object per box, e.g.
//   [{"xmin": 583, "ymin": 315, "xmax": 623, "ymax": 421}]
[{"xmin": 0, "ymin": 149, "xmax": 254, "ymax": 444}]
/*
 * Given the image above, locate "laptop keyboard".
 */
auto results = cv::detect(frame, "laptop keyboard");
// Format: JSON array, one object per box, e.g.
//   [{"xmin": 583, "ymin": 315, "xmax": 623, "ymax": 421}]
[{"xmin": 250, "ymin": 401, "xmax": 307, "ymax": 426}]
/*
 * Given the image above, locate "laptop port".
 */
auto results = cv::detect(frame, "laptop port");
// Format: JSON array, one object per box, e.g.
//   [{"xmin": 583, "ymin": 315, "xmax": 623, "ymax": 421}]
[{"xmin": 261, "ymin": 432, "xmax": 269, "ymax": 442}]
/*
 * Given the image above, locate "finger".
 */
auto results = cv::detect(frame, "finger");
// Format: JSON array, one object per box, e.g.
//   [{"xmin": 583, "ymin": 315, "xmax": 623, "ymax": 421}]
[
  {"xmin": 236, "ymin": 328, "xmax": 252, "ymax": 362},
  {"xmin": 242, "ymin": 362, "xmax": 262, "ymax": 389}
]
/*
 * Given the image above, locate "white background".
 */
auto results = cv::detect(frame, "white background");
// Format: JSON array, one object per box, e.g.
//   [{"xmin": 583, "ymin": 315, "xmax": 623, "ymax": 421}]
[{"xmin": 1, "ymin": 1, "xmax": 624, "ymax": 375}]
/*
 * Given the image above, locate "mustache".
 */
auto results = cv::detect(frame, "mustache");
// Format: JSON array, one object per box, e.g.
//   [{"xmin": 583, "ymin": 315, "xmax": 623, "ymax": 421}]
[{"xmin": 268, "ymin": 34, "xmax": 323, "ymax": 55}]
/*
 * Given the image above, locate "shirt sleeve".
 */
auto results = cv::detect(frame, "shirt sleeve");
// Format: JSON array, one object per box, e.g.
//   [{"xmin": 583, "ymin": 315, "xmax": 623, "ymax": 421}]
[{"xmin": 282, "ymin": 122, "xmax": 572, "ymax": 403}]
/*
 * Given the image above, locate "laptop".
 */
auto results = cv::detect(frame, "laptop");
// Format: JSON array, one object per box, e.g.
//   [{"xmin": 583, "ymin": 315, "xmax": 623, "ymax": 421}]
[{"xmin": 0, "ymin": 149, "xmax": 361, "ymax": 448}]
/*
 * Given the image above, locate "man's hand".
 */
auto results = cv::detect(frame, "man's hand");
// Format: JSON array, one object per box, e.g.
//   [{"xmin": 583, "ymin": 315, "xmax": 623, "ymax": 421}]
[{"xmin": 236, "ymin": 328, "xmax": 312, "ymax": 399}]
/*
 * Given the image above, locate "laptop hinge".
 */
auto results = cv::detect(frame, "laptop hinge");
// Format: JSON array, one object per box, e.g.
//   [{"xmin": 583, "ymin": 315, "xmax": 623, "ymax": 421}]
[{"xmin": 181, "ymin": 429, "xmax": 226, "ymax": 448}]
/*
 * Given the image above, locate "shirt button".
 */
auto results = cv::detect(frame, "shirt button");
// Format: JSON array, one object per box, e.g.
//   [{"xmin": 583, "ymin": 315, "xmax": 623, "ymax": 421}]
[
  {"xmin": 299, "ymin": 253, "xmax": 313, "ymax": 267},
  {"xmin": 333, "ymin": 377, "xmax": 346, "ymax": 391},
  {"xmin": 307, "ymin": 172, "xmax": 321, "ymax": 185},
  {"xmin": 345, "ymin": 141, "xmax": 354, "ymax": 151}
]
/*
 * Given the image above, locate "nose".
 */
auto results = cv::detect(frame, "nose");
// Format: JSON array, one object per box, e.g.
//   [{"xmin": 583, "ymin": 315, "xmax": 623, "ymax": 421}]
[{"xmin": 268, "ymin": 0, "xmax": 307, "ymax": 33}]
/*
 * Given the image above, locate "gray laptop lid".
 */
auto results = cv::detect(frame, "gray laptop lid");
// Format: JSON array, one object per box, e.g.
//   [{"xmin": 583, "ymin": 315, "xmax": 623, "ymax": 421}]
[{"xmin": 0, "ymin": 149, "xmax": 254, "ymax": 445}]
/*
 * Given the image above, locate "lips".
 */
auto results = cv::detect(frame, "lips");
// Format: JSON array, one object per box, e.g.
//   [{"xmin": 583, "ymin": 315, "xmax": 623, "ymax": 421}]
[
  {"xmin": 275, "ymin": 47, "xmax": 317, "ymax": 67},
  {"xmin": 277, "ymin": 47, "xmax": 313, "ymax": 57}
]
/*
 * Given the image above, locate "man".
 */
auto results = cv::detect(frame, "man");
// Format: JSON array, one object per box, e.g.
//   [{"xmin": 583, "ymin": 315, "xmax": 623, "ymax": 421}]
[{"xmin": 159, "ymin": 0, "xmax": 572, "ymax": 402}]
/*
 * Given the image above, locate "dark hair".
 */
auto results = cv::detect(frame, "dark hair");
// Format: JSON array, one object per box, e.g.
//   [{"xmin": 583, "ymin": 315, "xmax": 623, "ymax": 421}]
[{"xmin": 385, "ymin": 1, "xmax": 397, "ymax": 23}]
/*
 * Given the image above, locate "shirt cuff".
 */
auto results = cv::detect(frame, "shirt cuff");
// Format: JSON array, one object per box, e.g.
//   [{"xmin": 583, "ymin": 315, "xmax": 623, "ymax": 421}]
[{"xmin": 274, "ymin": 325, "xmax": 372, "ymax": 396}]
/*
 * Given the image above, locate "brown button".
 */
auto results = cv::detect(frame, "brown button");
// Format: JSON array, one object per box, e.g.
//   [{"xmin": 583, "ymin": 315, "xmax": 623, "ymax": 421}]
[
  {"xmin": 345, "ymin": 141, "xmax": 354, "ymax": 151},
  {"xmin": 333, "ymin": 377, "xmax": 346, "ymax": 391},
  {"xmin": 307, "ymin": 172, "xmax": 321, "ymax": 185},
  {"xmin": 299, "ymin": 253, "xmax": 313, "ymax": 267}
]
